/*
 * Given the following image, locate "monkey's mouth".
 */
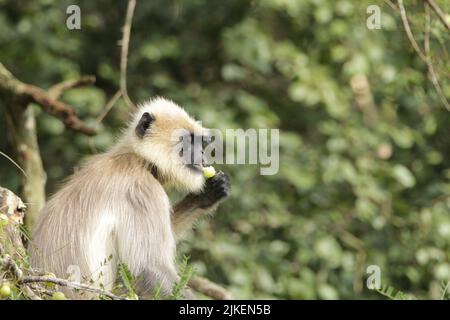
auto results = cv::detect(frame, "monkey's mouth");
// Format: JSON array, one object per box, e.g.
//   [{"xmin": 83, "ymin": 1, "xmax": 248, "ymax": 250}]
[{"xmin": 187, "ymin": 158, "xmax": 207, "ymax": 173}]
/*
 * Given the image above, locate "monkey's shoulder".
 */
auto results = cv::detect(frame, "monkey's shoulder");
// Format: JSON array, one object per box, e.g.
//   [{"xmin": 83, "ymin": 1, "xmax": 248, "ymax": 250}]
[{"xmin": 60, "ymin": 152, "xmax": 165, "ymax": 198}]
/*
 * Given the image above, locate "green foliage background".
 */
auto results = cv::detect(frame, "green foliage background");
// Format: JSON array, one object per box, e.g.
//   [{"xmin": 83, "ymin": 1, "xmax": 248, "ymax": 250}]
[{"xmin": 0, "ymin": 0, "xmax": 449, "ymax": 299}]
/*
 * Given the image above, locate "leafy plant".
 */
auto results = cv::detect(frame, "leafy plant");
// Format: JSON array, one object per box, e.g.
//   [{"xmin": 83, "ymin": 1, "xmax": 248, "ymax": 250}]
[
  {"xmin": 170, "ymin": 255, "xmax": 194, "ymax": 300},
  {"xmin": 118, "ymin": 262, "xmax": 137, "ymax": 299}
]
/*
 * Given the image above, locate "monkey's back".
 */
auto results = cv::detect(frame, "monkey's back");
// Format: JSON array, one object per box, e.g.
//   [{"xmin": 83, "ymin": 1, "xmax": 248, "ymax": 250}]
[{"xmin": 30, "ymin": 152, "xmax": 176, "ymax": 298}]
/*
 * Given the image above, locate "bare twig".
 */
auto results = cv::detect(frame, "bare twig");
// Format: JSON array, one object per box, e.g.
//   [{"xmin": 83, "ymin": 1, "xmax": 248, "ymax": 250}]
[
  {"xmin": 397, "ymin": 0, "xmax": 450, "ymax": 111},
  {"xmin": 424, "ymin": 4, "xmax": 450, "ymax": 110},
  {"xmin": 119, "ymin": 0, "xmax": 137, "ymax": 110},
  {"xmin": 383, "ymin": 0, "xmax": 397, "ymax": 11},
  {"xmin": 188, "ymin": 276, "xmax": 234, "ymax": 300},
  {"xmin": 20, "ymin": 276, "xmax": 126, "ymax": 300},
  {"xmin": 48, "ymin": 75, "xmax": 96, "ymax": 100},
  {"xmin": 397, "ymin": 0, "xmax": 427, "ymax": 61},
  {"xmin": 425, "ymin": 0, "xmax": 450, "ymax": 31},
  {"xmin": 96, "ymin": 90, "xmax": 122, "ymax": 123},
  {"xmin": 0, "ymin": 150, "xmax": 27, "ymax": 178}
]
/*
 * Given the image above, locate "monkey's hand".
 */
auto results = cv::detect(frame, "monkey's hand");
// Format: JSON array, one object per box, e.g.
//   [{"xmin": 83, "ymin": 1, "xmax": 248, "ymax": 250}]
[
  {"xmin": 193, "ymin": 171, "xmax": 231, "ymax": 209},
  {"xmin": 172, "ymin": 171, "xmax": 230, "ymax": 241}
]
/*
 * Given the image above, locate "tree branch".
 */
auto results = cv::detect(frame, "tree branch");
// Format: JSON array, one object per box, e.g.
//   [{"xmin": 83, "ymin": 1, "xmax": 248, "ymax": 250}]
[
  {"xmin": 424, "ymin": 4, "xmax": 450, "ymax": 111},
  {"xmin": 24, "ymin": 85, "xmax": 96, "ymax": 135},
  {"xmin": 188, "ymin": 276, "xmax": 234, "ymax": 300},
  {"xmin": 0, "ymin": 63, "xmax": 96, "ymax": 136},
  {"xmin": 119, "ymin": 0, "xmax": 137, "ymax": 110},
  {"xmin": 20, "ymin": 276, "xmax": 126, "ymax": 300},
  {"xmin": 425, "ymin": 0, "xmax": 450, "ymax": 31},
  {"xmin": 397, "ymin": 0, "xmax": 450, "ymax": 111},
  {"xmin": 48, "ymin": 75, "xmax": 96, "ymax": 100},
  {"xmin": 96, "ymin": 90, "xmax": 122, "ymax": 123},
  {"xmin": 397, "ymin": 0, "xmax": 427, "ymax": 62}
]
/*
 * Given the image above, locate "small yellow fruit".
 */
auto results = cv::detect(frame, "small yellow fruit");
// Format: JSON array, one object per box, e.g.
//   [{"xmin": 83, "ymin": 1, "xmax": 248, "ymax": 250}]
[
  {"xmin": 52, "ymin": 291, "xmax": 66, "ymax": 300},
  {"xmin": 202, "ymin": 166, "xmax": 216, "ymax": 179},
  {"xmin": 0, "ymin": 284, "xmax": 11, "ymax": 298},
  {"xmin": 128, "ymin": 293, "xmax": 139, "ymax": 300}
]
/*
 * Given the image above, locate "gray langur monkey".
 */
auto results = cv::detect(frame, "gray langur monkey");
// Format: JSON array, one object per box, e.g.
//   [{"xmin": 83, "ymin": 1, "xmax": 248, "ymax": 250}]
[{"xmin": 30, "ymin": 97, "xmax": 230, "ymax": 299}]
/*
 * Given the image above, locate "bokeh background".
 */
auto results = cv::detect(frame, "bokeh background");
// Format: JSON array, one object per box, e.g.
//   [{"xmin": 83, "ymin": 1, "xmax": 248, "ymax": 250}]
[{"xmin": 1, "ymin": 0, "xmax": 450, "ymax": 299}]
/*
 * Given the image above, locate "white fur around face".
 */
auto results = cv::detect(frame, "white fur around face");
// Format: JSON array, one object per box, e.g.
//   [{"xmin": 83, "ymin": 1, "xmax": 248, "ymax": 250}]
[{"xmin": 125, "ymin": 97, "xmax": 206, "ymax": 193}]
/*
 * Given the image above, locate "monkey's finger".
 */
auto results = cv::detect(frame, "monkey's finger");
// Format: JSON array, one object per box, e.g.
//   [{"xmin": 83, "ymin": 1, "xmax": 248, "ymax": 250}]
[
  {"xmin": 209, "ymin": 170, "xmax": 228, "ymax": 183},
  {"xmin": 210, "ymin": 178, "xmax": 231, "ymax": 197}
]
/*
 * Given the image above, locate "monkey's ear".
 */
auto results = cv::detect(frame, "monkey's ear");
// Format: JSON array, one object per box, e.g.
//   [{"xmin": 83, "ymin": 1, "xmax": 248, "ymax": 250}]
[{"xmin": 135, "ymin": 112, "xmax": 155, "ymax": 138}]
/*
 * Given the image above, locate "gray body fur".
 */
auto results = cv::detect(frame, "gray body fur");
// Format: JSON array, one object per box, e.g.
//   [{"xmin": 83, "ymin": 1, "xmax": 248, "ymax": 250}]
[{"xmin": 30, "ymin": 98, "xmax": 230, "ymax": 299}]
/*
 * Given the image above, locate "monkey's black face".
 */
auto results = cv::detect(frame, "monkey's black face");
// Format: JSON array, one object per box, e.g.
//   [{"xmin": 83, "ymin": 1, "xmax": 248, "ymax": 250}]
[{"xmin": 179, "ymin": 132, "xmax": 212, "ymax": 173}]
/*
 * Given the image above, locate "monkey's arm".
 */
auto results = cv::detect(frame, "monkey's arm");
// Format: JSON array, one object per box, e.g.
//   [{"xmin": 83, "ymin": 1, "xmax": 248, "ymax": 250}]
[{"xmin": 172, "ymin": 171, "xmax": 230, "ymax": 241}]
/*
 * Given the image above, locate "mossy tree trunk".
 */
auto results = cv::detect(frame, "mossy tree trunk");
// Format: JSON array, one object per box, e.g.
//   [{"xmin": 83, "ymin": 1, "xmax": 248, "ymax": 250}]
[{"xmin": 0, "ymin": 64, "xmax": 46, "ymax": 229}]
